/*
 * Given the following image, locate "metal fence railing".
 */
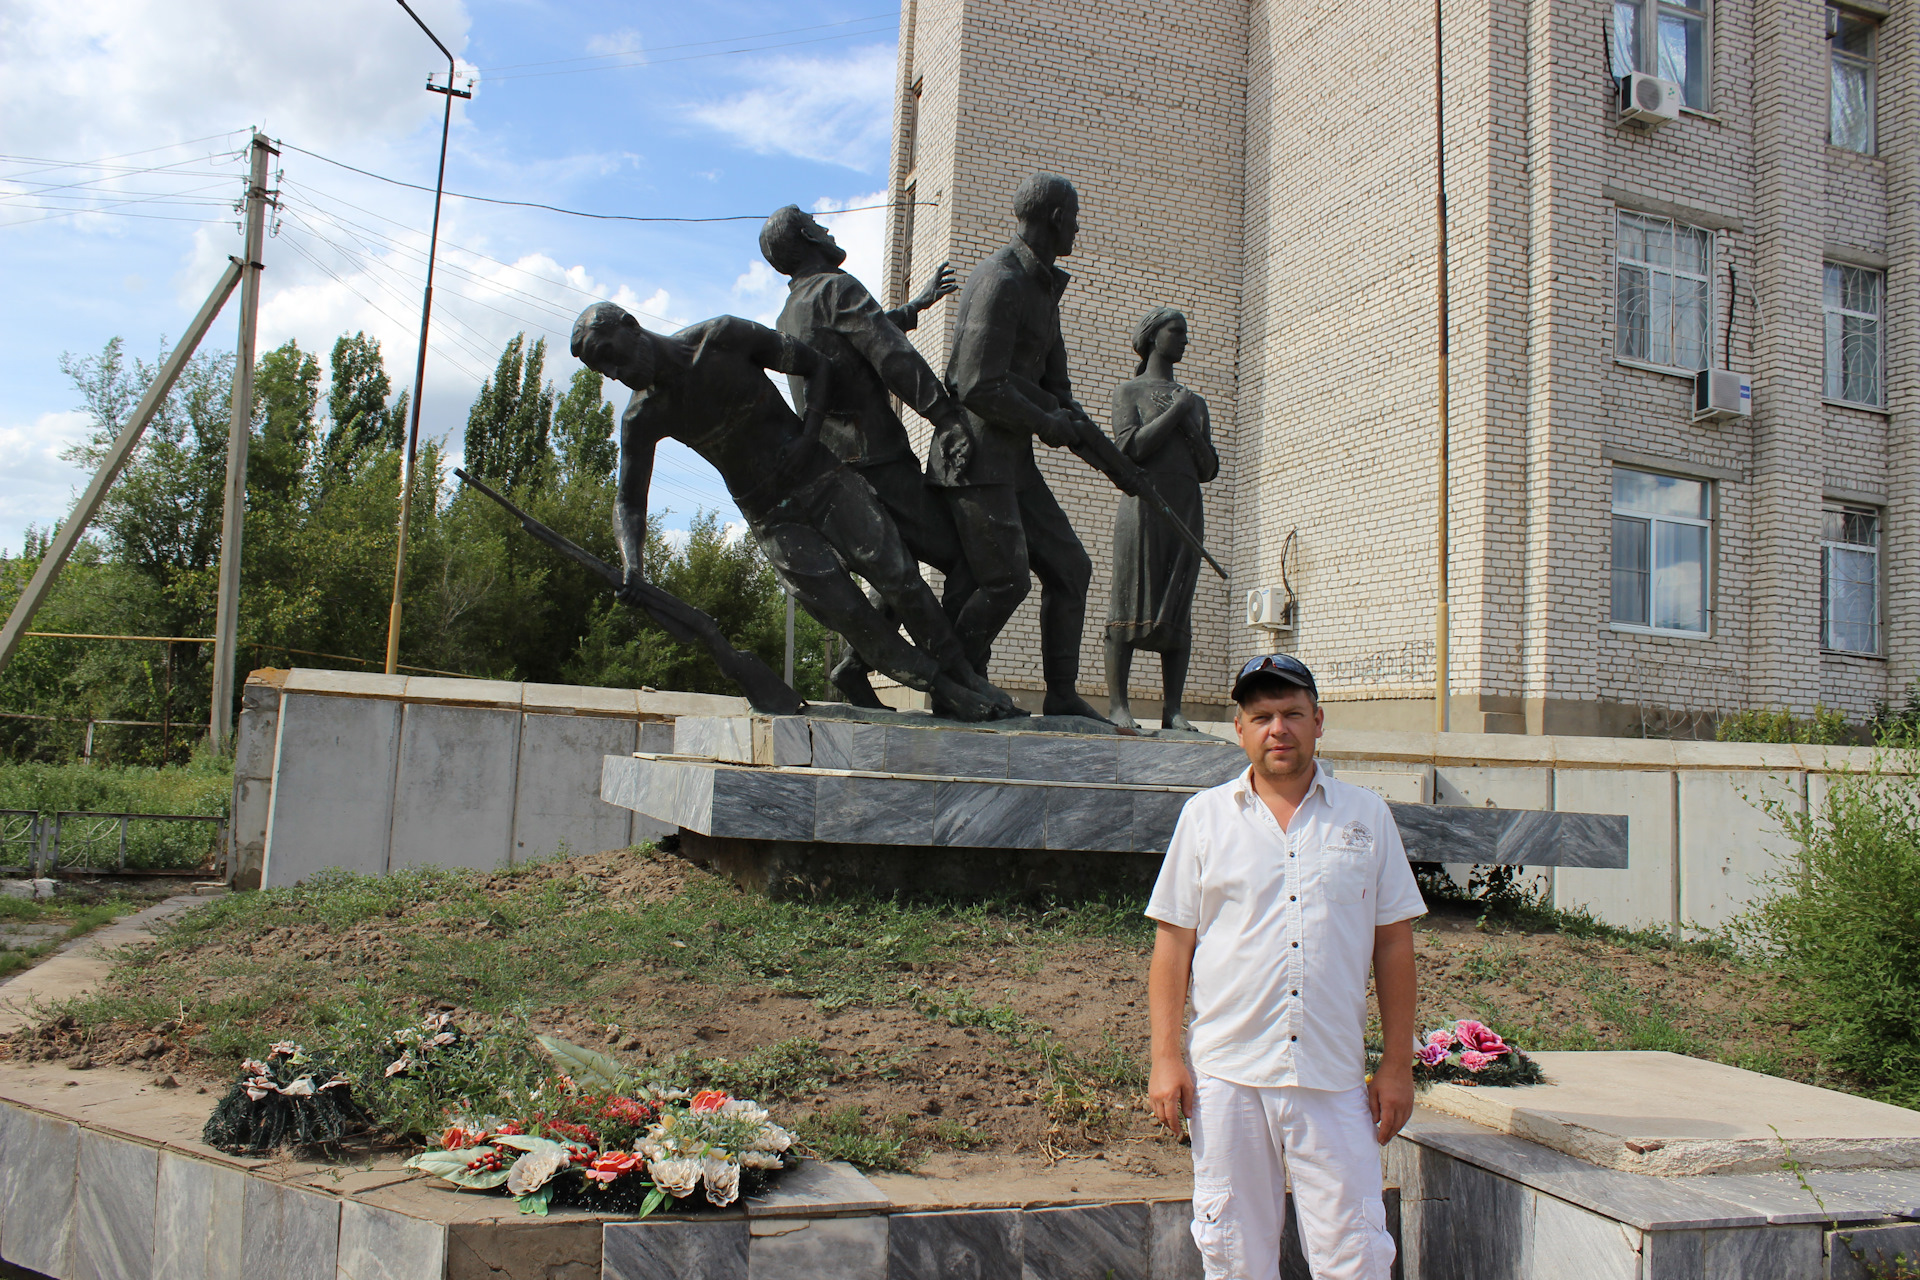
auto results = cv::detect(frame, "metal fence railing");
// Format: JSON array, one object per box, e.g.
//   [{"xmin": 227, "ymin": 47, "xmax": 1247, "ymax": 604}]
[{"xmin": 0, "ymin": 811, "xmax": 226, "ymax": 878}]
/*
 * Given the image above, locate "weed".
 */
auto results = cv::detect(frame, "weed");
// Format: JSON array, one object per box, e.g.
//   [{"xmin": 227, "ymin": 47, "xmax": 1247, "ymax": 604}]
[{"xmin": 794, "ymin": 1105, "xmax": 914, "ymax": 1172}]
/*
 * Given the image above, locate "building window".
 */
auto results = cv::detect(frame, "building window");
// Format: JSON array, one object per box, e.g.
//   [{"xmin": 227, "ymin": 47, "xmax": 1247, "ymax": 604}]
[
  {"xmin": 1612, "ymin": 468, "xmax": 1711, "ymax": 634},
  {"xmin": 1616, "ymin": 211, "xmax": 1713, "ymax": 372},
  {"xmin": 1829, "ymin": 7, "xmax": 1877, "ymax": 154},
  {"xmin": 1824, "ymin": 263, "xmax": 1883, "ymax": 406},
  {"xmin": 1822, "ymin": 506, "xmax": 1880, "ymax": 654},
  {"xmin": 1612, "ymin": 0, "xmax": 1710, "ymax": 110}
]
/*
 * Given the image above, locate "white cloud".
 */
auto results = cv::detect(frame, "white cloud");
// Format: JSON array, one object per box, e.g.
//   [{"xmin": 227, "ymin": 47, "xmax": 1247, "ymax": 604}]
[
  {"xmin": 688, "ymin": 45, "xmax": 896, "ymax": 171},
  {"xmin": 0, "ymin": 0, "xmax": 473, "ymax": 158},
  {"xmin": 813, "ymin": 191, "xmax": 888, "ymax": 294},
  {"xmin": 0, "ymin": 410, "xmax": 95, "ymax": 542},
  {"xmin": 586, "ymin": 28, "xmax": 643, "ymax": 58}
]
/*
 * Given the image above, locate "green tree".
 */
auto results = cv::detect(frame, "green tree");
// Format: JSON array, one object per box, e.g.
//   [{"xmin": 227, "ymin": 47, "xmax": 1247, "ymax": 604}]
[
  {"xmin": 552, "ymin": 367, "xmax": 616, "ymax": 484},
  {"xmin": 463, "ymin": 334, "xmax": 554, "ymax": 493},
  {"xmin": 250, "ymin": 340, "xmax": 321, "ymax": 506},
  {"xmin": 323, "ymin": 332, "xmax": 397, "ymax": 469}
]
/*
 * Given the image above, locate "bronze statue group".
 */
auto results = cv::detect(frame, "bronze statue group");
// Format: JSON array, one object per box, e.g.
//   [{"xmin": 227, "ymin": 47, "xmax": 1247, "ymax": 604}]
[{"xmin": 565, "ymin": 173, "xmax": 1217, "ymax": 728}]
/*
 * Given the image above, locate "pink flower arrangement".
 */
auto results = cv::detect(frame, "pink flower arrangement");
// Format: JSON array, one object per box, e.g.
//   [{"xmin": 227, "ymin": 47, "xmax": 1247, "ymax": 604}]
[
  {"xmin": 1417, "ymin": 1043, "xmax": 1450, "ymax": 1067},
  {"xmin": 1452, "ymin": 1021, "xmax": 1508, "ymax": 1055},
  {"xmin": 1397, "ymin": 1018, "xmax": 1541, "ymax": 1087},
  {"xmin": 1458, "ymin": 1050, "xmax": 1496, "ymax": 1072}
]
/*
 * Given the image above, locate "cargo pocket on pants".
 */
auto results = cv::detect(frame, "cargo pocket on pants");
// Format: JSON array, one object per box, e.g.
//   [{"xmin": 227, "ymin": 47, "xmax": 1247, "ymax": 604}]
[{"xmin": 1190, "ymin": 1187, "xmax": 1240, "ymax": 1277}]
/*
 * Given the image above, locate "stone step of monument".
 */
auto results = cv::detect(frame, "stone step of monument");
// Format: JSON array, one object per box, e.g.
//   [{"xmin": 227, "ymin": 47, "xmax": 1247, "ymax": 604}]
[{"xmin": 601, "ymin": 754, "xmax": 1628, "ymax": 865}]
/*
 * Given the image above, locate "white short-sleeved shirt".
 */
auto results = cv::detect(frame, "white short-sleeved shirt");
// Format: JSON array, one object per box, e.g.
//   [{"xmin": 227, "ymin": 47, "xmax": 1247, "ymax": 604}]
[{"xmin": 1145, "ymin": 761, "xmax": 1427, "ymax": 1090}]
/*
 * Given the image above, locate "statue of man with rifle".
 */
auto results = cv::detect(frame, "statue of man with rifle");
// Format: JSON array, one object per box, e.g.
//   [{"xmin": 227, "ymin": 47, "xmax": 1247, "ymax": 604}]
[
  {"xmin": 932, "ymin": 173, "xmax": 1223, "ymax": 723},
  {"xmin": 565, "ymin": 303, "xmax": 1022, "ymax": 724}
]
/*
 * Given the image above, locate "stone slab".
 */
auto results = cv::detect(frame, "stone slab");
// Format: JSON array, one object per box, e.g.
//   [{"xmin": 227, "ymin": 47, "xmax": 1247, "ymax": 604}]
[
  {"xmin": 446, "ymin": 1220, "xmax": 602, "ymax": 1280},
  {"xmin": 602, "ymin": 1217, "xmax": 749, "ymax": 1280},
  {"xmin": 1684, "ymin": 1168, "xmax": 1920, "ymax": 1225},
  {"xmin": 676, "ymin": 716, "xmax": 754, "ymax": 763},
  {"xmin": 521, "ymin": 682, "xmax": 642, "ymax": 717},
  {"xmin": 748, "ymin": 1213, "xmax": 887, "ymax": 1279},
  {"xmin": 512, "ymin": 712, "xmax": 636, "ymax": 862},
  {"xmin": 261, "ymin": 692, "xmax": 400, "ymax": 887},
  {"xmin": 889, "ymin": 1209, "xmax": 1021, "ymax": 1280},
  {"xmin": 603, "ymin": 758, "xmax": 1629, "ymax": 865},
  {"xmin": 389, "ymin": 703, "xmax": 521, "ymax": 873},
  {"xmin": 1420, "ymin": 1051, "xmax": 1920, "ymax": 1175},
  {"xmin": 240, "ymin": 1177, "xmax": 341, "ymax": 1280},
  {"xmin": 154, "ymin": 1150, "xmax": 246, "ymax": 1280},
  {"xmin": 404, "ymin": 676, "xmax": 524, "ymax": 707},
  {"xmin": 1677, "ymin": 772, "xmax": 1804, "ymax": 931},
  {"xmin": 2, "ymin": 1109, "xmax": 78, "ymax": 1276},
  {"xmin": 1830, "ymin": 1223, "xmax": 1920, "ymax": 1280},
  {"xmin": 336, "ymin": 1199, "xmax": 449, "ymax": 1280},
  {"xmin": 1554, "ymin": 769, "xmax": 1678, "ymax": 931},
  {"xmin": 74, "ymin": 1129, "xmax": 158, "ymax": 1280},
  {"xmin": 280, "ymin": 669, "xmax": 411, "ymax": 700},
  {"xmin": 1022, "ymin": 1201, "xmax": 1151, "ymax": 1280},
  {"xmin": 1641, "ymin": 1223, "xmax": 1824, "ymax": 1280},
  {"xmin": 742, "ymin": 1159, "xmax": 889, "ymax": 1217}
]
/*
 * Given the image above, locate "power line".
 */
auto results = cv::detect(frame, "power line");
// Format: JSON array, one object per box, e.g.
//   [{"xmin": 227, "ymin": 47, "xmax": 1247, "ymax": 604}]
[
  {"xmin": 0, "ymin": 130, "xmax": 248, "ymax": 182},
  {"xmin": 277, "ymin": 140, "xmax": 924, "ymax": 224},
  {"xmin": 474, "ymin": 13, "xmax": 894, "ymax": 74}
]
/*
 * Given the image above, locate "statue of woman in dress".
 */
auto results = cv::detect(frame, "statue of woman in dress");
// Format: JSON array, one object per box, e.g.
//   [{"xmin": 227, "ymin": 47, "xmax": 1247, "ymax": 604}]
[{"xmin": 1104, "ymin": 307, "xmax": 1219, "ymax": 732}]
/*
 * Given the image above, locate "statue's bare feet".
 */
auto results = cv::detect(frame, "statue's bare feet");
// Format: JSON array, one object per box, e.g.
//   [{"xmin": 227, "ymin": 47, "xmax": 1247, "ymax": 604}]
[
  {"xmin": 1163, "ymin": 711, "xmax": 1195, "ymax": 732},
  {"xmin": 1110, "ymin": 703, "xmax": 1138, "ymax": 732},
  {"xmin": 829, "ymin": 653, "xmax": 887, "ymax": 709},
  {"xmin": 931, "ymin": 675, "xmax": 1006, "ymax": 722},
  {"xmin": 1043, "ymin": 689, "xmax": 1113, "ymax": 723}
]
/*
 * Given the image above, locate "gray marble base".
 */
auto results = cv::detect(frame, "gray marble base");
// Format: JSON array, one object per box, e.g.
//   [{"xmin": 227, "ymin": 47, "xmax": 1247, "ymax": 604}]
[
  {"xmin": 1, "ymin": 1109, "xmax": 78, "ymax": 1276},
  {"xmin": 74, "ymin": 1130, "xmax": 158, "ymax": 1280},
  {"xmin": 239, "ymin": 1176, "xmax": 340, "ymax": 1280},
  {"xmin": 336, "ymin": 1200, "xmax": 448, "ymax": 1280},
  {"xmin": 889, "ymin": 1209, "xmax": 1021, "ymax": 1280},
  {"xmin": 751, "ymin": 1214, "xmax": 888, "ymax": 1279},
  {"xmin": 1830, "ymin": 1223, "xmax": 1920, "ymax": 1280},
  {"xmin": 602, "ymin": 1217, "xmax": 749, "ymax": 1280},
  {"xmin": 153, "ymin": 1151, "xmax": 245, "ymax": 1280},
  {"xmin": 605, "ymin": 756, "xmax": 1629, "ymax": 865},
  {"xmin": 1022, "ymin": 1201, "xmax": 1150, "ymax": 1280}
]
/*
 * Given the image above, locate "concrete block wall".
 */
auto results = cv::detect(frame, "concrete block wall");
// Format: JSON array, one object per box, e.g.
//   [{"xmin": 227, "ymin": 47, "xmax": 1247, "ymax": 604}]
[
  {"xmin": 230, "ymin": 670, "xmax": 723, "ymax": 890},
  {"xmin": 888, "ymin": 0, "xmax": 1913, "ymax": 734}
]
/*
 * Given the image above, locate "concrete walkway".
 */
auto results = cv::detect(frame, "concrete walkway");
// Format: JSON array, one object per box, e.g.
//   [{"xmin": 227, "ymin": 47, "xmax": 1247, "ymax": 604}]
[{"xmin": 0, "ymin": 892, "xmax": 220, "ymax": 1034}]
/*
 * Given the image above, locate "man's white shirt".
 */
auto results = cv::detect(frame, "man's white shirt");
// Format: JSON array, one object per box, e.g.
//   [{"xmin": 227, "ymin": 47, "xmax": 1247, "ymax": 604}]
[{"xmin": 1146, "ymin": 761, "xmax": 1427, "ymax": 1091}]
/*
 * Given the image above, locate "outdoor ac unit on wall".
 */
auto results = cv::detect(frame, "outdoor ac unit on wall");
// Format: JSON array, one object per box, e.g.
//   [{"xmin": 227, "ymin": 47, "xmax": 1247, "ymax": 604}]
[
  {"xmin": 1693, "ymin": 369, "xmax": 1752, "ymax": 423},
  {"xmin": 1246, "ymin": 587, "xmax": 1295, "ymax": 632},
  {"xmin": 1618, "ymin": 73, "xmax": 1682, "ymax": 126}
]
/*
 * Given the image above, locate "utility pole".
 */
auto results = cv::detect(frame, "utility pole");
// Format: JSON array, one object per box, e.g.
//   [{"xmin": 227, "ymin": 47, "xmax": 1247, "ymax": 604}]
[
  {"xmin": 0, "ymin": 259, "xmax": 245, "ymax": 675},
  {"xmin": 384, "ymin": 0, "xmax": 471, "ymax": 675},
  {"xmin": 1433, "ymin": 0, "xmax": 1452, "ymax": 735},
  {"xmin": 209, "ymin": 129, "xmax": 277, "ymax": 752}
]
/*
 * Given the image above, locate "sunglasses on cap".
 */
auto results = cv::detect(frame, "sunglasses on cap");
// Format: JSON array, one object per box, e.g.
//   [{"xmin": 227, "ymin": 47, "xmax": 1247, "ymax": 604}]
[{"xmin": 1231, "ymin": 653, "xmax": 1318, "ymax": 701}]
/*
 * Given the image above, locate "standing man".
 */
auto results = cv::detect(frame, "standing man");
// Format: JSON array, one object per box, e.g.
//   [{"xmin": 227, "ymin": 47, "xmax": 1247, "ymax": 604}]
[
  {"xmin": 759, "ymin": 205, "xmax": 978, "ymax": 709},
  {"xmin": 1145, "ymin": 655, "xmax": 1424, "ymax": 1280},
  {"xmin": 932, "ymin": 173, "xmax": 1103, "ymax": 721}
]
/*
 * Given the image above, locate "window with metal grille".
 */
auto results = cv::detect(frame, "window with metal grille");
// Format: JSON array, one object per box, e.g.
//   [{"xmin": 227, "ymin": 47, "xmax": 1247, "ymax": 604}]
[
  {"xmin": 1616, "ymin": 211, "xmax": 1714, "ymax": 372},
  {"xmin": 1821, "ymin": 506, "xmax": 1880, "ymax": 655},
  {"xmin": 1824, "ymin": 263, "xmax": 1883, "ymax": 407}
]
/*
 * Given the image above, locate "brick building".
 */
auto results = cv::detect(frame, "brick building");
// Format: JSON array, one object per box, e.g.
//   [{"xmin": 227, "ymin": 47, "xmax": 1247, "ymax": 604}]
[{"xmin": 879, "ymin": 0, "xmax": 1913, "ymax": 735}]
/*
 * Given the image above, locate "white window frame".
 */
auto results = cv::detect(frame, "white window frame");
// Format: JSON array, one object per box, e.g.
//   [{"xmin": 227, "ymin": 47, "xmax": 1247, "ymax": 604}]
[
  {"xmin": 1821, "ymin": 504, "xmax": 1882, "ymax": 656},
  {"xmin": 1611, "ymin": 468, "xmax": 1714, "ymax": 637},
  {"xmin": 1612, "ymin": 0, "xmax": 1713, "ymax": 111},
  {"xmin": 1824, "ymin": 262, "xmax": 1884, "ymax": 408},
  {"xmin": 1615, "ymin": 210, "xmax": 1716, "ymax": 374},
  {"xmin": 1828, "ymin": 6, "xmax": 1877, "ymax": 154}
]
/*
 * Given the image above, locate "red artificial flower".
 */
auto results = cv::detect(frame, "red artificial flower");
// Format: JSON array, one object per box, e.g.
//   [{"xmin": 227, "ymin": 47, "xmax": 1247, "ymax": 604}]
[
  {"xmin": 441, "ymin": 1124, "xmax": 485, "ymax": 1151},
  {"xmin": 690, "ymin": 1089, "xmax": 731, "ymax": 1114},
  {"xmin": 585, "ymin": 1151, "xmax": 643, "ymax": 1185}
]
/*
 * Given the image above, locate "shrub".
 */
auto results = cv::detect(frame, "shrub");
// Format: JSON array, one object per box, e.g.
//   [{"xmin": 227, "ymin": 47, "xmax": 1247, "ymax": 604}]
[
  {"xmin": 1715, "ymin": 705, "xmax": 1857, "ymax": 745},
  {"xmin": 1733, "ymin": 764, "xmax": 1920, "ymax": 1106}
]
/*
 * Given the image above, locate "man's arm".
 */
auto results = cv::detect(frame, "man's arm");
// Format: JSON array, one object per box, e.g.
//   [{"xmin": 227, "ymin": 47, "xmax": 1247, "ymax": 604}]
[
  {"xmin": 708, "ymin": 315, "xmax": 832, "ymax": 448},
  {"xmin": 1146, "ymin": 921, "xmax": 1198, "ymax": 1136},
  {"xmin": 828, "ymin": 276, "xmax": 968, "ymax": 431},
  {"xmin": 948, "ymin": 267, "xmax": 1080, "ymax": 445},
  {"xmin": 614, "ymin": 398, "xmax": 660, "ymax": 594},
  {"xmin": 1369, "ymin": 919, "xmax": 1417, "ymax": 1145},
  {"xmin": 882, "ymin": 261, "xmax": 958, "ymax": 332}
]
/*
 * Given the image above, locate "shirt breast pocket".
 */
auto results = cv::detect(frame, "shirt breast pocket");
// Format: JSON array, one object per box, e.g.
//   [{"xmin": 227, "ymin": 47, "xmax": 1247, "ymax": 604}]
[{"xmin": 1318, "ymin": 838, "xmax": 1374, "ymax": 905}]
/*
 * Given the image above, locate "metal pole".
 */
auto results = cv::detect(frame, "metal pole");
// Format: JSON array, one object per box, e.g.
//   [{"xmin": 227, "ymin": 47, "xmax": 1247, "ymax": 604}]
[
  {"xmin": 784, "ymin": 588, "xmax": 796, "ymax": 687},
  {"xmin": 384, "ymin": 1, "xmax": 470, "ymax": 675},
  {"xmin": 0, "ymin": 258, "xmax": 245, "ymax": 674},
  {"xmin": 210, "ymin": 129, "xmax": 275, "ymax": 751},
  {"xmin": 1433, "ymin": 0, "xmax": 1452, "ymax": 735}
]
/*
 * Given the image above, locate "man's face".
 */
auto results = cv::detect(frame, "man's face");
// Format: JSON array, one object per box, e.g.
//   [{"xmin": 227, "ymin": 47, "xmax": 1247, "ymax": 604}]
[
  {"xmin": 1052, "ymin": 197, "xmax": 1080, "ymax": 257},
  {"xmin": 801, "ymin": 215, "xmax": 847, "ymax": 267},
  {"xmin": 576, "ymin": 321, "xmax": 653, "ymax": 390},
  {"xmin": 1233, "ymin": 686, "xmax": 1323, "ymax": 781}
]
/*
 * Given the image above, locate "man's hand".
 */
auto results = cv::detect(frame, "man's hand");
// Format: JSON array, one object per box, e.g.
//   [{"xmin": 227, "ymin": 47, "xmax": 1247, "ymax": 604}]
[
  {"xmin": 617, "ymin": 566, "xmax": 648, "ymax": 608},
  {"xmin": 1367, "ymin": 1060, "xmax": 1415, "ymax": 1145},
  {"xmin": 1036, "ymin": 407, "xmax": 1084, "ymax": 448},
  {"xmin": 1148, "ymin": 1055, "xmax": 1195, "ymax": 1137},
  {"xmin": 909, "ymin": 261, "xmax": 959, "ymax": 314}
]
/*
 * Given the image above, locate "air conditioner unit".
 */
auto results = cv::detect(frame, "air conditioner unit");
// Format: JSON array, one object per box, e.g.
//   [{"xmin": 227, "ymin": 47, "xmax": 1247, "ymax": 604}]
[
  {"xmin": 1246, "ymin": 587, "xmax": 1295, "ymax": 632},
  {"xmin": 1618, "ymin": 73, "xmax": 1682, "ymax": 126},
  {"xmin": 1692, "ymin": 368, "xmax": 1752, "ymax": 422}
]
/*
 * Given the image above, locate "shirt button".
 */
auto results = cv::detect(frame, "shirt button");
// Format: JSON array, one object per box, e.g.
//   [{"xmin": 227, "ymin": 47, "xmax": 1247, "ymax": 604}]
[
  {"xmin": 1291, "ymin": 990, "xmax": 1299, "ymax": 996},
  {"xmin": 1290, "ymin": 1035, "xmax": 1298, "ymax": 1041},
  {"xmin": 1289, "ymin": 895, "xmax": 1296, "ymax": 901},
  {"xmin": 1291, "ymin": 941, "xmax": 1299, "ymax": 948}
]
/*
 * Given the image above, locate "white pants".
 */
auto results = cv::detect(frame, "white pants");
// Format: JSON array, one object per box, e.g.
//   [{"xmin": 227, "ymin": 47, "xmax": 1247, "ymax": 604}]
[{"xmin": 1188, "ymin": 1072, "xmax": 1394, "ymax": 1280}]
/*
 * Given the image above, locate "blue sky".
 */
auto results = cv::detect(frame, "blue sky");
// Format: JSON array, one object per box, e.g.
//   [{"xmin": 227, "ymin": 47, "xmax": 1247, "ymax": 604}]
[{"xmin": 0, "ymin": 0, "xmax": 902, "ymax": 551}]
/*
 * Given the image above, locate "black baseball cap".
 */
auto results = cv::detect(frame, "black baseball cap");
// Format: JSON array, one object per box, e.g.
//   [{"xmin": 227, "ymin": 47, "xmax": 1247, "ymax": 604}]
[{"xmin": 1231, "ymin": 653, "xmax": 1318, "ymax": 704}]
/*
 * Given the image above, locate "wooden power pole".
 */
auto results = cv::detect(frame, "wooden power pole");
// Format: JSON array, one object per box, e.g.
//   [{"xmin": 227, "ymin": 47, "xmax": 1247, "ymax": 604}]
[{"xmin": 209, "ymin": 129, "xmax": 277, "ymax": 752}]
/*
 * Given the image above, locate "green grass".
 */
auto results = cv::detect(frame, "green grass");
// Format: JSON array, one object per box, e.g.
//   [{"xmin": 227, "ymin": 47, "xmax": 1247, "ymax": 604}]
[
  {"xmin": 792, "ymin": 1105, "xmax": 914, "ymax": 1172},
  {"xmin": 0, "ymin": 757, "xmax": 231, "ymax": 869}
]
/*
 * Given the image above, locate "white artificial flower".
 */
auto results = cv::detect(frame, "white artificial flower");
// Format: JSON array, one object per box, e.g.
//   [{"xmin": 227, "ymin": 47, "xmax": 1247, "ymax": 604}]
[
  {"xmin": 506, "ymin": 1148, "xmax": 569, "ymax": 1196},
  {"xmin": 269, "ymin": 1041, "xmax": 301, "ymax": 1058},
  {"xmin": 240, "ymin": 1059, "xmax": 270, "ymax": 1077},
  {"xmin": 281, "ymin": 1077, "xmax": 316, "ymax": 1098},
  {"xmin": 702, "ymin": 1156, "xmax": 741, "ymax": 1207},
  {"xmin": 384, "ymin": 1054, "xmax": 413, "ymax": 1078},
  {"xmin": 750, "ymin": 1125, "xmax": 795, "ymax": 1153},
  {"xmin": 719, "ymin": 1099, "xmax": 770, "ymax": 1126},
  {"xmin": 242, "ymin": 1077, "xmax": 278, "ymax": 1102},
  {"xmin": 740, "ymin": 1150, "xmax": 784, "ymax": 1170},
  {"xmin": 649, "ymin": 1157, "xmax": 701, "ymax": 1199}
]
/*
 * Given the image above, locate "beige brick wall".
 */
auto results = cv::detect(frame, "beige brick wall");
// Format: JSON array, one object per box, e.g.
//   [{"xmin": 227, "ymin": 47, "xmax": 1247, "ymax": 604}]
[{"xmin": 888, "ymin": 0, "xmax": 1910, "ymax": 733}]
